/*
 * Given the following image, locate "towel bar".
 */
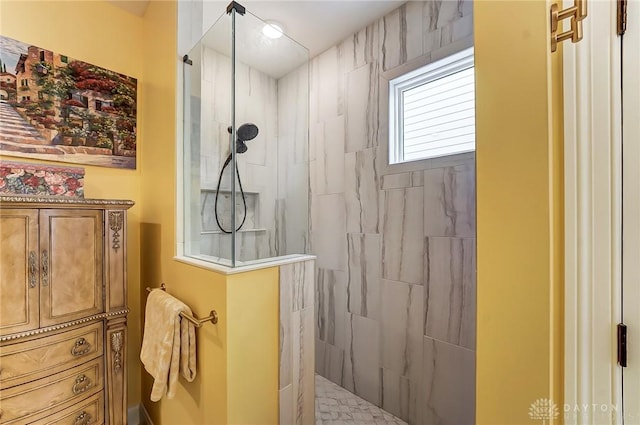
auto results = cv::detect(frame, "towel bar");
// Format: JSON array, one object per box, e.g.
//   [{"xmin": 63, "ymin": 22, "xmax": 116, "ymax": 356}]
[{"xmin": 146, "ymin": 283, "xmax": 218, "ymax": 326}]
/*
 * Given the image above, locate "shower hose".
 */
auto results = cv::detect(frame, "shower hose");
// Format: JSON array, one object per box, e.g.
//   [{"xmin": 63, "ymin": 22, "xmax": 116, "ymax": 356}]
[{"xmin": 214, "ymin": 153, "xmax": 248, "ymax": 233}]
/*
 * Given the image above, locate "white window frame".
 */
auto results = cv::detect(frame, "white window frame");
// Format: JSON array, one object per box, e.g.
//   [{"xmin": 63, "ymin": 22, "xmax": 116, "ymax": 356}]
[{"xmin": 388, "ymin": 47, "xmax": 475, "ymax": 165}]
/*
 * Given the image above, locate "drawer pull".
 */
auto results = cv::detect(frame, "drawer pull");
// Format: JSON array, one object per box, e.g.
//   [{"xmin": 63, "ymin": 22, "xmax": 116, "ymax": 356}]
[
  {"xmin": 73, "ymin": 411, "xmax": 92, "ymax": 425},
  {"xmin": 71, "ymin": 338, "xmax": 91, "ymax": 356},
  {"xmin": 41, "ymin": 249, "xmax": 49, "ymax": 286},
  {"xmin": 29, "ymin": 251, "xmax": 37, "ymax": 288},
  {"xmin": 72, "ymin": 374, "xmax": 93, "ymax": 394}
]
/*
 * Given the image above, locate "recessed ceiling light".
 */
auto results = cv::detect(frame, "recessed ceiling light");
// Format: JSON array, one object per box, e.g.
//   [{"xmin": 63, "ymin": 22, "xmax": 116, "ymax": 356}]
[{"xmin": 262, "ymin": 22, "xmax": 283, "ymax": 39}]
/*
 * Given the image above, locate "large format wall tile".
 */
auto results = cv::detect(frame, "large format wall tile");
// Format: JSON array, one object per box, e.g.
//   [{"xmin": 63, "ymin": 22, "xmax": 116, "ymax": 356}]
[
  {"xmin": 346, "ymin": 63, "xmax": 379, "ymax": 153},
  {"xmin": 422, "ymin": 337, "xmax": 475, "ymax": 425},
  {"xmin": 310, "ymin": 2, "xmax": 475, "ymax": 423},
  {"xmin": 343, "ymin": 313, "xmax": 381, "ymax": 405},
  {"xmin": 424, "ymin": 237, "xmax": 476, "ymax": 349},
  {"xmin": 312, "ymin": 194, "xmax": 347, "ymax": 271},
  {"xmin": 316, "ymin": 116, "xmax": 345, "ymax": 195},
  {"xmin": 316, "ymin": 268, "xmax": 348, "ymax": 348},
  {"xmin": 381, "ymin": 279, "xmax": 424, "ymax": 379},
  {"xmin": 347, "ymin": 234, "xmax": 382, "ymax": 320},
  {"xmin": 382, "ymin": 187, "xmax": 424, "ymax": 285},
  {"xmin": 315, "ymin": 340, "xmax": 345, "ymax": 386},
  {"xmin": 280, "ymin": 260, "xmax": 315, "ymax": 425},
  {"xmin": 381, "ymin": 368, "xmax": 422, "ymax": 424},
  {"xmin": 345, "ymin": 148, "xmax": 380, "ymax": 234},
  {"xmin": 423, "ymin": 161, "xmax": 475, "ymax": 238}
]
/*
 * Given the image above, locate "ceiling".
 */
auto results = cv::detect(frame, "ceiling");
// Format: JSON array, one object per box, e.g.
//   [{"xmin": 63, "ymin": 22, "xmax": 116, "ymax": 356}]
[{"xmin": 107, "ymin": 0, "xmax": 406, "ymax": 58}]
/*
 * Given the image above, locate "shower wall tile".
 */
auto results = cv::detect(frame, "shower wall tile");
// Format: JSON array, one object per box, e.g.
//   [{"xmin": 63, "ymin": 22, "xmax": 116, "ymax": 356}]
[
  {"xmin": 316, "ymin": 116, "xmax": 345, "ymax": 195},
  {"xmin": 422, "ymin": 337, "xmax": 475, "ymax": 425},
  {"xmin": 355, "ymin": 22, "xmax": 380, "ymax": 68},
  {"xmin": 343, "ymin": 313, "xmax": 381, "ymax": 405},
  {"xmin": 316, "ymin": 268, "xmax": 348, "ymax": 348},
  {"xmin": 423, "ymin": 160, "xmax": 475, "ymax": 238},
  {"xmin": 309, "ymin": 2, "xmax": 475, "ymax": 422},
  {"xmin": 309, "ymin": 57, "xmax": 320, "ymax": 126},
  {"xmin": 424, "ymin": 237, "xmax": 476, "ymax": 350},
  {"xmin": 437, "ymin": 1, "xmax": 464, "ymax": 28},
  {"xmin": 345, "ymin": 148, "xmax": 379, "ymax": 233},
  {"xmin": 405, "ymin": 2, "xmax": 426, "ymax": 62},
  {"xmin": 453, "ymin": 14, "xmax": 474, "ymax": 42},
  {"xmin": 317, "ymin": 47, "xmax": 340, "ymax": 121},
  {"xmin": 316, "ymin": 341, "xmax": 345, "ymax": 386},
  {"xmin": 381, "ymin": 279, "xmax": 424, "ymax": 379},
  {"xmin": 381, "ymin": 8, "xmax": 401, "ymax": 71},
  {"xmin": 281, "ymin": 260, "xmax": 314, "ymax": 312},
  {"xmin": 381, "ymin": 187, "xmax": 424, "ymax": 285},
  {"xmin": 279, "ymin": 384, "xmax": 293, "ymax": 425},
  {"xmin": 346, "ymin": 63, "xmax": 379, "ymax": 153},
  {"xmin": 347, "ymin": 234, "xmax": 381, "ymax": 320},
  {"xmin": 290, "ymin": 307, "xmax": 315, "ymax": 425},
  {"xmin": 313, "ymin": 194, "xmax": 347, "ymax": 271},
  {"xmin": 280, "ymin": 260, "xmax": 315, "ymax": 425},
  {"xmin": 381, "ymin": 368, "xmax": 422, "ymax": 425},
  {"xmin": 411, "ymin": 171, "xmax": 424, "ymax": 187},
  {"xmin": 381, "ymin": 172, "xmax": 412, "ymax": 190},
  {"xmin": 280, "ymin": 264, "xmax": 293, "ymax": 389}
]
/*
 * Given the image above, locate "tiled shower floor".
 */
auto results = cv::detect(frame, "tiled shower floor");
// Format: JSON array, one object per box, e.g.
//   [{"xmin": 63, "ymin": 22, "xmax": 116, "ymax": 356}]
[{"xmin": 315, "ymin": 375, "xmax": 408, "ymax": 425}]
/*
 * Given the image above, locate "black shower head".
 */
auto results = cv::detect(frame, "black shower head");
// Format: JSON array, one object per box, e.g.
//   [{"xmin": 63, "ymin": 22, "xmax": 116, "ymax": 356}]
[
  {"xmin": 227, "ymin": 123, "xmax": 259, "ymax": 155},
  {"xmin": 237, "ymin": 123, "xmax": 259, "ymax": 142}
]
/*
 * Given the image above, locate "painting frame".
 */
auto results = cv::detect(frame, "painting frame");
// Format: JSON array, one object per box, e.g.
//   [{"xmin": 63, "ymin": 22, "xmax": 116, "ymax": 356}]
[{"xmin": 0, "ymin": 35, "xmax": 138, "ymax": 169}]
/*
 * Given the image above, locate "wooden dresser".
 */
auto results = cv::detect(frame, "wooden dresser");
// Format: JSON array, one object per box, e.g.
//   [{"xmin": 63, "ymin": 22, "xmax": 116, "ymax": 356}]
[{"xmin": 0, "ymin": 196, "xmax": 133, "ymax": 425}]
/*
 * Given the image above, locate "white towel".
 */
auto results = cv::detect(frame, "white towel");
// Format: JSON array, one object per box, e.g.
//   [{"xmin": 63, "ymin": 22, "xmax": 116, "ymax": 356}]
[{"xmin": 140, "ymin": 289, "xmax": 197, "ymax": 401}]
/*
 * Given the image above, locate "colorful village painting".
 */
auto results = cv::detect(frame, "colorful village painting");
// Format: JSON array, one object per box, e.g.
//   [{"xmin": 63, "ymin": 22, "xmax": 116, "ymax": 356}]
[{"xmin": 0, "ymin": 36, "xmax": 137, "ymax": 169}]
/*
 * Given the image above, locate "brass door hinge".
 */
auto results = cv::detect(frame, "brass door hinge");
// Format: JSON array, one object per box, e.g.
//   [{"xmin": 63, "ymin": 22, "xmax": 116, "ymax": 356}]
[
  {"xmin": 618, "ymin": 0, "xmax": 628, "ymax": 36},
  {"xmin": 551, "ymin": 0, "xmax": 588, "ymax": 52}
]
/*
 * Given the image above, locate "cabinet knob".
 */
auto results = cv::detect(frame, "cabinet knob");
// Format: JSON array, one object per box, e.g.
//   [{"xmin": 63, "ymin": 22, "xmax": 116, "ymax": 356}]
[
  {"xmin": 71, "ymin": 374, "xmax": 92, "ymax": 395},
  {"xmin": 73, "ymin": 411, "xmax": 92, "ymax": 425},
  {"xmin": 71, "ymin": 337, "xmax": 91, "ymax": 357}
]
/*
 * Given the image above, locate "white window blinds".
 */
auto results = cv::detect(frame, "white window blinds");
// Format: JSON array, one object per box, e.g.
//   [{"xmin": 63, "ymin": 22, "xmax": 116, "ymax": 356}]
[{"xmin": 389, "ymin": 47, "xmax": 475, "ymax": 164}]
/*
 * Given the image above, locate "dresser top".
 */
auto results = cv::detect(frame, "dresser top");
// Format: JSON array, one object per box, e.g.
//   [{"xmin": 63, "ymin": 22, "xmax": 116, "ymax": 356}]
[{"xmin": 0, "ymin": 195, "xmax": 135, "ymax": 209}]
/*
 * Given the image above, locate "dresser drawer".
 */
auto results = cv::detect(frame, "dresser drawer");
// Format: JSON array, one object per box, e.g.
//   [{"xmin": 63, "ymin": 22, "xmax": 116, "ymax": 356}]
[
  {"xmin": 27, "ymin": 391, "xmax": 104, "ymax": 425},
  {"xmin": 0, "ymin": 323, "xmax": 103, "ymax": 390},
  {"xmin": 0, "ymin": 357, "xmax": 103, "ymax": 424}
]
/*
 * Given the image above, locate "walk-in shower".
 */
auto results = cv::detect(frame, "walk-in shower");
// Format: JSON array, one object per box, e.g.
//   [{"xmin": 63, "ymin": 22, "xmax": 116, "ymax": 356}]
[{"xmin": 182, "ymin": 1, "xmax": 310, "ymax": 267}]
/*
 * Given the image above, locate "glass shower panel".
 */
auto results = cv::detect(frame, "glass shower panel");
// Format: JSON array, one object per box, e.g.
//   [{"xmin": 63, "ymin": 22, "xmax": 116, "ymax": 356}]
[{"xmin": 183, "ymin": 4, "xmax": 309, "ymax": 267}]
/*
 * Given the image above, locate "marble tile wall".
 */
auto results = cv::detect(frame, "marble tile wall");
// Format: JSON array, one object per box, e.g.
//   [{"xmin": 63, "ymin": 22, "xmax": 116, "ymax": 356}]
[
  {"xmin": 280, "ymin": 260, "xmax": 315, "ymax": 425},
  {"xmin": 196, "ymin": 49, "xmax": 309, "ymax": 262},
  {"xmin": 311, "ymin": 1, "xmax": 475, "ymax": 424}
]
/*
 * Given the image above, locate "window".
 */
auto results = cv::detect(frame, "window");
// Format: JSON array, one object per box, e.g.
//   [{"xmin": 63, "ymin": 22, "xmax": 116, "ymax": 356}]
[
  {"xmin": 39, "ymin": 51, "xmax": 45, "ymax": 62},
  {"xmin": 21, "ymin": 79, "xmax": 29, "ymax": 87},
  {"xmin": 61, "ymin": 55, "xmax": 68, "ymax": 64},
  {"xmin": 389, "ymin": 47, "xmax": 475, "ymax": 164}
]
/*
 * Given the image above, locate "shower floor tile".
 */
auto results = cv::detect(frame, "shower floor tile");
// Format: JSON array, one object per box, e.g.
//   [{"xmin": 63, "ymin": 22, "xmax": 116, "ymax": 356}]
[{"xmin": 315, "ymin": 374, "xmax": 408, "ymax": 425}]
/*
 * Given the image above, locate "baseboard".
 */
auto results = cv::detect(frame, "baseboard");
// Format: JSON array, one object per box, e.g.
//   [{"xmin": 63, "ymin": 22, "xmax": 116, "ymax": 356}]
[
  {"xmin": 128, "ymin": 403, "xmax": 154, "ymax": 425},
  {"xmin": 127, "ymin": 405, "xmax": 140, "ymax": 425},
  {"xmin": 140, "ymin": 403, "xmax": 154, "ymax": 425}
]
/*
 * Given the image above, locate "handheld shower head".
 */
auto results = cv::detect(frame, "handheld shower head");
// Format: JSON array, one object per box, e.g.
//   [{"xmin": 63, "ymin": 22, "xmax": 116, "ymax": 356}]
[
  {"xmin": 227, "ymin": 123, "xmax": 259, "ymax": 155},
  {"xmin": 237, "ymin": 123, "xmax": 259, "ymax": 142}
]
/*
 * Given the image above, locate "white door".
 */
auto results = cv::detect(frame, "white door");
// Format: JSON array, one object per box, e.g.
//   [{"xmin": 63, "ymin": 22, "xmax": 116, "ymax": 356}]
[{"xmin": 623, "ymin": 1, "xmax": 640, "ymax": 423}]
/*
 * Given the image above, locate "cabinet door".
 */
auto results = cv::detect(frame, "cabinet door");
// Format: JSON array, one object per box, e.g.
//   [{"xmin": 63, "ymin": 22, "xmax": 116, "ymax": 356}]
[
  {"xmin": 40, "ymin": 209, "xmax": 103, "ymax": 327},
  {"xmin": 0, "ymin": 209, "xmax": 39, "ymax": 336}
]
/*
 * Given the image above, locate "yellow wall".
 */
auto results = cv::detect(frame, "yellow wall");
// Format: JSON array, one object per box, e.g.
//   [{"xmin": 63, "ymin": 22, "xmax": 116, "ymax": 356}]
[
  {"xmin": 475, "ymin": 1, "xmax": 563, "ymax": 423},
  {"xmin": 226, "ymin": 268, "xmax": 279, "ymax": 425},
  {"xmin": 0, "ymin": 0, "xmax": 144, "ymax": 408},
  {"xmin": 139, "ymin": 2, "xmax": 279, "ymax": 424}
]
